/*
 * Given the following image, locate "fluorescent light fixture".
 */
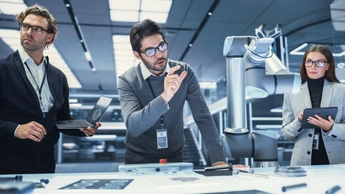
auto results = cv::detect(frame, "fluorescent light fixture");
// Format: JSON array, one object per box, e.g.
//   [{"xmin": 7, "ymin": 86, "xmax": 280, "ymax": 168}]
[
  {"xmin": 109, "ymin": 0, "xmax": 172, "ymax": 23},
  {"xmin": 0, "ymin": 29, "xmax": 82, "ymax": 88},
  {"xmin": 0, "ymin": 29, "xmax": 20, "ymax": 50},
  {"xmin": 69, "ymin": 99, "xmax": 78, "ymax": 103},
  {"xmin": 111, "ymin": 11, "xmax": 139, "ymax": 22},
  {"xmin": 141, "ymin": 0, "xmax": 172, "ymax": 12},
  {"xmin": 70, "ymin": 103, "xmax": 82, "ymax": 108},
  {"xmin": 113, "ymin": 35, "xmax": 140, "ymax": 78},
  {"xmin": 109, "ymin": 0, "xmax": 140, "ymax": 10},
  {"xmin": 84, "ymin": 51, "xmax": 92, "ymax": 61},
  {"xmin": 0, "ymin": 0, "xmax": 27, "ymax": 15}
]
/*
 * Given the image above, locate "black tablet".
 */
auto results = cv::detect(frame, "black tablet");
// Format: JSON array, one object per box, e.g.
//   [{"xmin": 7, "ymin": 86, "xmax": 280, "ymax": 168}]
[{"xmin": 301, "ymin": 107, "xmax": 338, "ymax": 128}]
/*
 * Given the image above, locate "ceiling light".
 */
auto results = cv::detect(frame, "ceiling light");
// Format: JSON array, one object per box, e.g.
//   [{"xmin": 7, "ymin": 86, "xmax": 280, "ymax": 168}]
[
  {"xmin": 69, "ymin": 99, "xmax": 78, "ymax": 103},
  {"xmin": 70, "ymin": 103, "xmax": 82, "ymax": 108},
  {"xmin": 110, "ymin": 11, "xmax": 139, "ymax": 22},
  {"xmin": 109, "ymin": 0, "xmax": 140, "ymax": 10},
  {"xmin": 113, "ymin": 35, "xmax": 140, "ymax": 78},
  {"xmin": 0, "ymin": 0, "xmax": 27, "ymax": 15},
  {"xmin": 109, "ymin": 0, "xmax": 172, "ymax": 23},
  {"xmin": 84, "ymin": 51, "xmax": 92, "ymax": 61}
]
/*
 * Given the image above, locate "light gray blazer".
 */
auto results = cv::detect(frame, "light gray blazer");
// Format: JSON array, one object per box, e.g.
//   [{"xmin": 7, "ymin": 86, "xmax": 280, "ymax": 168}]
[{"xmin": 281, "ymin": 80, "xmax": 345, "ymax": 166}]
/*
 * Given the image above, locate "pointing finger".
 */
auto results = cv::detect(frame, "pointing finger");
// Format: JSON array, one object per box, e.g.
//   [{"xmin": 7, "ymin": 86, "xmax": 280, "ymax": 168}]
[
  {"xmin": 168, "ymin": 65, "xmax": 181, "ymax": 75},
  {"xmin": 179, "ymin": 71, "xmax": 187, "ymax": 82}
]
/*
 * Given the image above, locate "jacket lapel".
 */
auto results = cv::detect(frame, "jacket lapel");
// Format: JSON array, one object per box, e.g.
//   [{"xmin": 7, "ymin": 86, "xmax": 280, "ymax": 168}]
[
  {"xmin": 13, "ymin": 51, "xmax": 40, "ymax": 104},
  {"xmin": 300, "ymin": 83, "xmax": 312, "ymax": 108},
  {"xmin": 321, "ymin": 80, "xmax": 332, "ymax": 107}
]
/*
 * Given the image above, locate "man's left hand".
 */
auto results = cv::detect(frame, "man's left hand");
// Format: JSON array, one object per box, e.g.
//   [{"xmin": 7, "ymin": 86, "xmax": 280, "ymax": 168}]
[
  {"xmin": 212, "ymin": 161, "xmax": 229, "ymax": 167},
  {"xmin": 80, "ymin": 122, "xmax": 101, "ymax": 137},
  {"xmin": 212, "ymin": 161, "xmax": 250, "ymax": 170}
]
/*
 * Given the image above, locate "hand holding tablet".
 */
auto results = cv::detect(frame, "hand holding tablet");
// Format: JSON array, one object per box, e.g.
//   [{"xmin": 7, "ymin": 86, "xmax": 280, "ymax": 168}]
[{"xmin": 301, "ymin": 107, "xmax": 338, "ymax": 128}]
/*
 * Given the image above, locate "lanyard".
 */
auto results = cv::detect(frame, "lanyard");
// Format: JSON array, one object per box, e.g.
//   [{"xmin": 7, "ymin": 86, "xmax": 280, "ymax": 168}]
[
  {"xmin": 24, "ymin": 61, "xmax": 47, "ymax": 106},
  {"xmin": 147, "ymin": 78, "xmax": 165, "ymax": 129}
]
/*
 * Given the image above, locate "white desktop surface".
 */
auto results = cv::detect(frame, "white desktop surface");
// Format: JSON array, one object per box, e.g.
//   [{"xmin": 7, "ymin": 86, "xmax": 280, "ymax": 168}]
[{"xmin": 1, "ymin": 164, "xmax": 345, "ymax": 194}]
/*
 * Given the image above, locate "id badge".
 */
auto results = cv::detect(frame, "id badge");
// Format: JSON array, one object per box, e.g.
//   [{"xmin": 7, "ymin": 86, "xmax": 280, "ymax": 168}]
[
  {"xmin": 41, "ymin": 106, "xmax": 48, "ymax": 118},
  {"xmin": 156, "ymin": 129, "xmax": 168, "ymax": 149},
  {"xmin": 40, "ymin": 94, "xmax": 49, "ymax": 113},
  {"xmin": 41, "ymin": 106, "xmax": 48, "ymax": 113},
  {"xmin": 312, "ymin": 132, "xmax": 319, "ymax": 150}
]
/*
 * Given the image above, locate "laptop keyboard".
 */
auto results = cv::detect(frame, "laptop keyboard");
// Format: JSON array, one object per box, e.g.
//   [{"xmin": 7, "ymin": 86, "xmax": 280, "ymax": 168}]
[{"xmin": 68, "ymin": 119, "xmax": 90, "ymax": 126}]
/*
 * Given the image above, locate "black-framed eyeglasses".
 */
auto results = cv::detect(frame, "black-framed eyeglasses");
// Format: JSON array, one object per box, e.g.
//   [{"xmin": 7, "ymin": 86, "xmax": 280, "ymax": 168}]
[
  {"xmin": 305, "ymin": 59, "xmax": 328, "ymax": 67},
  {"xmin": 139, "ymin": 41, "xmax": 168, "ymax": 57},
  {"xmin": 20, "ymin": 23, "xmax": 50, "ymax": 34}
]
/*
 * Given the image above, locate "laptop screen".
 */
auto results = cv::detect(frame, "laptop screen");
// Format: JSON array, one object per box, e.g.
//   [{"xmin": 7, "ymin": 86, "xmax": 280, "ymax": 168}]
[{"xmin": 86, "ymin": 96, "xmax": 113, "ymax": 124}]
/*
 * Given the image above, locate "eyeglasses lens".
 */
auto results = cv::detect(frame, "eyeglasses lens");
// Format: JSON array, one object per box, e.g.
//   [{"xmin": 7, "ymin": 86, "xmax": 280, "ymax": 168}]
[
  {"xmin": 144, "ymin": 42, "xmax": 168, "ymax": 57},
  {"xmin": 20, "ymin": 23, "xmax": 44, "ymax": 34},
  {"xmin": 306, "ymin": 60, "xmax": 325, "ymax": 67}
]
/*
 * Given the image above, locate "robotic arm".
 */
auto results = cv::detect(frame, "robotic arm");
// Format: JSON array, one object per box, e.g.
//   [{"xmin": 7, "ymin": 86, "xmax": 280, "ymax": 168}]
[
  {"xmin": 221, "ymin": 24, "xmax": 301, "ymax": 167},
  {"xmin": 244, "ymin": 24, "xmax": 300, "ymax": 98},
  {"xmin": 255, "ymin": 23, "xmax": 282, "ymax": 39}
]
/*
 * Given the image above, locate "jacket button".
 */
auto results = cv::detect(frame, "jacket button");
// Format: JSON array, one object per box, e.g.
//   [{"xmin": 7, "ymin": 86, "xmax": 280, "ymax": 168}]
[
  {"xmin": 307, "ymin": 151, "xmax": 311, "ymax": 155},
  {"xmin": 308, "ymin": 133, "xmax": 312, "ymax": 137},
  {"xmin": 331, "ymin": 134, "xmax": 337, "ymax": 138}
]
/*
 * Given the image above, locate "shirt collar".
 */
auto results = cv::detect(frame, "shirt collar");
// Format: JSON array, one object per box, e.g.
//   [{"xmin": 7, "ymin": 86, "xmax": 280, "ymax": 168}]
[
  {"xmin": 141, "ymin": 59, "xmax": 170, "ymax": 80},
  {"xmin": 18, "ymin": 48, "xmax": 47, "ymax": 67}
]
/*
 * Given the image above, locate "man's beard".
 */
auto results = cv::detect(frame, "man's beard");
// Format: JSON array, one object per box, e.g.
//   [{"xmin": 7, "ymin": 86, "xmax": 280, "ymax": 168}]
[
  {"xmin": 21, "ymin": 35, "xmax": 40, "ymax": 52},
  {"xmin": 141, "ymin": 57, "xmax": 168, "ymax": 72}
]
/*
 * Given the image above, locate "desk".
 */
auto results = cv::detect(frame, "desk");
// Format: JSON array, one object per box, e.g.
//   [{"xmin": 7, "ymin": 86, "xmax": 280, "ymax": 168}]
[{"xmin": 1, "ymin": 164, "xmax": 345, "ymax": 193}]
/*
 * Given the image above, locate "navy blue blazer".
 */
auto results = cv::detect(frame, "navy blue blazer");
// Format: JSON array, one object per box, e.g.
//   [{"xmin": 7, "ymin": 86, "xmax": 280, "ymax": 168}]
[{"xmin": 0, "ymin": 51, "xmax": 84, "ymax": 165}]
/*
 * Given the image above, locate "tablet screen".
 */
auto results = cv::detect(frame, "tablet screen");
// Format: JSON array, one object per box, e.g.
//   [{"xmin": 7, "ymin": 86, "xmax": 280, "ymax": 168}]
[{"xmin": 301, "ymin": 107, "xmax": 338, "ymax": 128}]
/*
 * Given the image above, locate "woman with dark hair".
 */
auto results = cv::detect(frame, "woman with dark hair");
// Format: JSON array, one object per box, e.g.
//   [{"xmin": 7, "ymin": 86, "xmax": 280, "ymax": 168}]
[{"xmin": 281, "ymin": 44, "xmax": 345, "ymax": 166}]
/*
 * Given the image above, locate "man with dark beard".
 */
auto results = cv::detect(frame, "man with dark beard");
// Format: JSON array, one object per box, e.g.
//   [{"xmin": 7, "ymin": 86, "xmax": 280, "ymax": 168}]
[{"xmin": 117, "ymin": 19, "xmax": 228, "ymax": 167}]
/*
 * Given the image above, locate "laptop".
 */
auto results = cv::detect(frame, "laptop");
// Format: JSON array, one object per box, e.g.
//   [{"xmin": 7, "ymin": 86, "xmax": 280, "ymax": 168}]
[
  {"xmin": 56, "ymin": 96, "xmax": 112, "ymax": 129},
  {"xmin": 301, "ymin": 107, "xmax": 338, "ymax": 128}
]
